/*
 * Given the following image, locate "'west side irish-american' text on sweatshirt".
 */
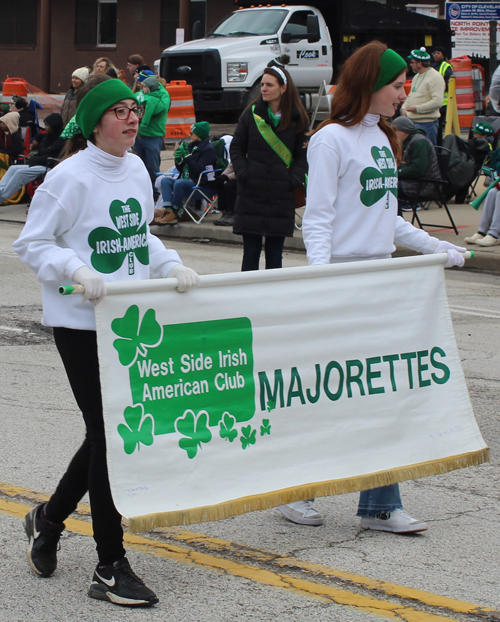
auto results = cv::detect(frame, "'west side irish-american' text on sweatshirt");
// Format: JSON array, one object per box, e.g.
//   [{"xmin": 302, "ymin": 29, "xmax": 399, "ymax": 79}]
[
  {"xmin": 302, "ymin": 115, "xmax": 439, "ymax": 265},
  {"xmin": 13, "ymin": 142, "xmax": 182, "ymax": 330}
]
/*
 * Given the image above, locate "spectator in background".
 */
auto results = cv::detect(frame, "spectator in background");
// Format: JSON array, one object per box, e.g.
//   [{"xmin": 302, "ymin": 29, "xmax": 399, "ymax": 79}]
[
  {"xmin": 11, "ymin": 97, "xmax": 35, "ymax": 130},
  {"xmin": 455, "ymin": 121, "xmax": 494, "ymax": 204},
  {"xmin": 467, "ymin": 121, "xmax": 494, "ymax": 165},
  {"xmin": 401, "ymin": 48, "xmax": 445, "ymax": 146},
  {"xmin": 135, "ymin": 69, "xmax": 156, "ymax": 102},
  {"xmin": 464, "ymin": 184, "xmax": 500, "ymax": 247},
  {"xmin": 61, "ymin": 67, "xmax": 90, "ymax": 126},
  {"xmin": 126, "ymin": 54, "xmax": 144, "ymax": 88},
  {"xmin": 0, "ymin": 112, "xmax": 23, "ymax": 162},
  {"xmin": 155, "ymin": 122, "xmax": 217, "ymax": 225},
  {"xmin": 0, "ymin": 113, "xmax": 65, "ymax": 204},
  {"xmin": 431, "ymin": 46, "xmax": 453, "ymax": 145},
  {"xmin": 92, "ymin": 57, "xmax": 117, "ymax": 77},
  {"xmin": 488, "ymin": 63, "xmax": 500, "ymax": 114},
  {"xmin": 134, "ymin": 75, "xmax": 170, "ymax": 199},
  {"xmin": 392, "ymin": 116, "xmax": 441, "ymax": 214}
]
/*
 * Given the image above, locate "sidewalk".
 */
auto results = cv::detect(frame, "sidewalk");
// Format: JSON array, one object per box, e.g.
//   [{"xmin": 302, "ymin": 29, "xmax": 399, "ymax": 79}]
[{"xmin": 2, "ymin": 159, "xmax": 499, "ymax": 274}]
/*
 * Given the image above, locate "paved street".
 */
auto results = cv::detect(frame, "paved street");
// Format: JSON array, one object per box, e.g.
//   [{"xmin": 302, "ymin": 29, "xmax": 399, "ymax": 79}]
[{"xmin": 1, "ymin": 219, "xmax": 500, "ymax": 621}]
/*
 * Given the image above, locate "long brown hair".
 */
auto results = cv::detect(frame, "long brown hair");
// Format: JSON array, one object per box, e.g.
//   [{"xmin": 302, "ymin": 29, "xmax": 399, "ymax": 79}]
[
  {"xmin": 60, "ymin": 74, "xmax": 111, "ymax": 160},
  {"xmin": 248, "ymin": 66, "xmax": 309, "ymax": 133},
  {"xmin": 313, "ymin": 41, "xmax": 405, "ymax": 162}
]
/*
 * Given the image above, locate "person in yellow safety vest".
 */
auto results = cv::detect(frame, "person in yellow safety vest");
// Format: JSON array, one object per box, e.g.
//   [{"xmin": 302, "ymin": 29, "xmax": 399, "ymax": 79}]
[{"xmin": 432, "ymin": 46, "xmax": 453, "ymax": 145}]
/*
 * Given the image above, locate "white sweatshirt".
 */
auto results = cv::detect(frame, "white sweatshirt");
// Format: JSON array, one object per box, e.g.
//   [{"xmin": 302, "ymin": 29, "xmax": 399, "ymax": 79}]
[
  {"xmin": 13, "ymin": 142, "xmax": 182, "ymax": 330},
  {"xmin": 302, "ymin": 114, "xmax": 439, "ymax": 265}
]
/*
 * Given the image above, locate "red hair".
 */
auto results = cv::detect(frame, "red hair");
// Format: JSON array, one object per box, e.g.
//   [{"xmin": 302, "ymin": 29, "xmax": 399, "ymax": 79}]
[{"xmin": 312, "ymin": 41, "xmax": 406, "ymax": 163}]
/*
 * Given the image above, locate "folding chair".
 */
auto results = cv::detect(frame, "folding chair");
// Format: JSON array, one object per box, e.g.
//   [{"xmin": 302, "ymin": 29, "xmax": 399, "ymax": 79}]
[
  {"xmin": 400, "ymin": 146, "xmax": 462, "ymax": 235},
  {"xmin": 465, "ymin": 150, "xmax": 490, "ymax": 203},
  {"xmin": 181, "ymin": 168, "xmax": 222, "ymax": 224}
]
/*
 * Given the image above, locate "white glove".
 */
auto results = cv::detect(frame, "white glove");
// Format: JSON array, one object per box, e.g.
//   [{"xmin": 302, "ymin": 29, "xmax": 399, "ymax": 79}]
[
  {"xmin": 433, "ymin": 240, "xmax": 466, "ymax": 268},
  {"xmin": 72, "ymin": 266, "xmax": 107, "ymax": 305},
  {"xmin": 168, "ymin": 264, "xmax": 200, "ymax": 293}
]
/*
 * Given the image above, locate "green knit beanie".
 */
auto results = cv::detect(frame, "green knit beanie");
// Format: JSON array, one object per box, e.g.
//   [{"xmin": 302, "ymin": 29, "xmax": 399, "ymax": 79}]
[
  {"xmin": 76, "ymin": 80, "xmax": 138, "ymax": 139},
  {"xmin": 373, "ymin": 49, "xmax": 408, "ymax": 93},
  {"xmin": 191, "ymin": 121, "xmax": 210, "ymax": 140}
]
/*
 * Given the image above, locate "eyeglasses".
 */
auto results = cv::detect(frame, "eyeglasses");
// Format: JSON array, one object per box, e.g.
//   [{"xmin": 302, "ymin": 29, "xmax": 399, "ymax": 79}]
[{"xmin": 106, "ymin": 105, "xmax": 145, "ymax": 120}]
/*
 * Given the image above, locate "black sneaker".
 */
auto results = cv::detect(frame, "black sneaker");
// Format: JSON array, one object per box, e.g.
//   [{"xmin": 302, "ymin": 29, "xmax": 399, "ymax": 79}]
[
  {"xmin": 88, "ymin": 557, "xmax": 159, "ymax": 607},
  {"xmin": 24, "ymin": 503, "xmax": 65, "ymax": 577}
]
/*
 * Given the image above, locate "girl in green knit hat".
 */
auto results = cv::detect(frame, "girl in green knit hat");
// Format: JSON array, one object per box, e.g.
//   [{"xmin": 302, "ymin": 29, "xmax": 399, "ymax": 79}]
[{"xmin": 14, "ymin": 74, "xmax": 199, "ymax": 607}]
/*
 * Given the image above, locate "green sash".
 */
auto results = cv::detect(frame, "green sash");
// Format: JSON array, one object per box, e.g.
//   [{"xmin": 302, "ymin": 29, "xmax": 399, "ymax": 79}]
[{"xmin": 252, "ymin": 105, "xmax": 293, "ymax": 167}]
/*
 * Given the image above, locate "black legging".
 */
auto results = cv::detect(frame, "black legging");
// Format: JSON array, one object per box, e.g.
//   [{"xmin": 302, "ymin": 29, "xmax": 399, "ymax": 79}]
[
  {"xmin": 241, "ymin": 234, "xmax": 285, "ymax": 271},
  {"xmin": 44, "ymin": 327, "xmax": 125, "ymax": 566}
]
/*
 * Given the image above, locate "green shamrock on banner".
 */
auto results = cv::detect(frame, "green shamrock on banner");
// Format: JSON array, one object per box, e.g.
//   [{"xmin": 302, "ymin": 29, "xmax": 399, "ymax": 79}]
[
  {"xmin": 176, "ymin": 410, "xmax": 213, "ymax": 459},
  {"xmin": 359, "ymin": 146, "xmax": 398, "ymax": 208},
  {"xmin": 88, "ymin": 198, "xmax": 149, "ymax": 274},
  {"xmin": 219, "ymin": 412, "xmax": 238, "ymax": 442},
  {"xmin": 117, "ymin": 404, "xmax": 154, "ymax": 455},
  {"xmin": 260, "ymin": 419, "xmax": 271, "ymax": 436},
  {"xmin": 240, "ymin": 425, "xmax": 256, "ymax": 450},
  {"xmin": 112, "ymin": 305, "xmax": 162, "ymax": 367}
]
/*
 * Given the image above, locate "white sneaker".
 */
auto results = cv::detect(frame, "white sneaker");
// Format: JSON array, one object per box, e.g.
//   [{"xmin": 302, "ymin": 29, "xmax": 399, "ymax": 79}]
[
  {"xmin": 360, "ymin": 508, "xmax": 428, "ymax": 533},
  {"xmin": 278, "ymin": 500, "xmax": 324, "ymax": 526},
  {"xmin": 464, "ymin": 232, "xmax": 484, "ymax": 244},
  {"xmin": 476, "ymin": 234, "xmax": 500, "ymax": 247}
]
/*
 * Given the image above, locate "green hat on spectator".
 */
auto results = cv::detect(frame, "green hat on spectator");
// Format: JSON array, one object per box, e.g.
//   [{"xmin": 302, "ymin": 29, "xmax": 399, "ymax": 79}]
[
  {"xmin": 473, "ymin": 121, "xmax": 494, "ymax": 137},
  {"xmin": 191, "ymin": 121, "xmax": 210, "ymax": 140},
  {"xmin": 408, "ymin": 48, "xmax": 431, "ymax": 62}
]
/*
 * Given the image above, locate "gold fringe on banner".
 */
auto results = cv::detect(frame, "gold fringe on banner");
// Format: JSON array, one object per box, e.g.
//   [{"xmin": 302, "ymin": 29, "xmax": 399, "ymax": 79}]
[{"xmin": 128, "ymin": 448, "xmax": 489, "ymax": 533}]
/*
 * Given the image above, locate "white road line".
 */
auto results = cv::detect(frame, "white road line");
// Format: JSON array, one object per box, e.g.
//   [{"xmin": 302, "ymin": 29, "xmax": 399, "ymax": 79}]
[
  {"xmin": 449, "ymin": 306, "xmax": 500, "ymax": 319},
  {"xmin": 0, "ymin": 326, "xmax": 28, "ymax": 333}
]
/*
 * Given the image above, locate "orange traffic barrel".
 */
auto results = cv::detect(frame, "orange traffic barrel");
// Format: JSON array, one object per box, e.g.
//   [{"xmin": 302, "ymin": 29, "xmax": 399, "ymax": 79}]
[
  {"xmin": 2, "ymin": 77, "xmax": 28, "ymax": 100},
  {"xmin": 450, "ymin": 56, "xmax": 475, "ymax": 129},
  {"xmin": 164, "ymin": 80, "xmax": 196, "ymax": 141}
]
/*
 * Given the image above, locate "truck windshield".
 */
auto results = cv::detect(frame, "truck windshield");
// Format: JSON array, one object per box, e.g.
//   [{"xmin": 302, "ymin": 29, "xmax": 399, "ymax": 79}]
[{"xmin": 207, "ymin": 9, "xmax": 288, "ymax": 37}]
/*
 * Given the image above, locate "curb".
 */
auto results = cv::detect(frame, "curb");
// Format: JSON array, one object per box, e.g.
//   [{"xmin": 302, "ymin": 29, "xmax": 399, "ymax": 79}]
[
  {"xmin": 151, "ymin": 220, "xmax": 500, "ymax": 274},
  {"xmin": 4, "ymin": 213, "xmax": 500, "ymax": 275}
]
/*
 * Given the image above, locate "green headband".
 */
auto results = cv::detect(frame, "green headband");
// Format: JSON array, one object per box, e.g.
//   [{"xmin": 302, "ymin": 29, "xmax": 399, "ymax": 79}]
[
  {"xmin": 373, "ymin": 49, "xmax": 408, "ymax": 93},
  {"xmin": 75, "ymin": 80, "xmax": 138, "ymax": 139}
]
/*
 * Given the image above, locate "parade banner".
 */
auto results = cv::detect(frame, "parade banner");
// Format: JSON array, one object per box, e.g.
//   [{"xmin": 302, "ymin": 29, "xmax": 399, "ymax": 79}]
[{"xmin": 94, "ymin": 255, "xmax": 488, "ymax": 533}]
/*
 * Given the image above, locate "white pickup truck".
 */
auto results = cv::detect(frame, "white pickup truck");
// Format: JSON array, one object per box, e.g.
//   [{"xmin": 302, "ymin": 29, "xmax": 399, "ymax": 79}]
[{"xmin": 159, "ymin": 5, "xmax": 332, "ymax": 113}]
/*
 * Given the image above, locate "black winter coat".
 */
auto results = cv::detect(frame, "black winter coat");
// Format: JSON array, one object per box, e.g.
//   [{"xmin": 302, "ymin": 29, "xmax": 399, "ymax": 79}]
[
  {"xmin": 28, "ymin": 134, "xmax": 65, "ymax": 167},
  {"xmin": 176, "ymin": 136, "xmax": 217, "ymax": 186},
  {"xmin": 230, "ymin": 98, "xmax": 308, "ymax": 237}
]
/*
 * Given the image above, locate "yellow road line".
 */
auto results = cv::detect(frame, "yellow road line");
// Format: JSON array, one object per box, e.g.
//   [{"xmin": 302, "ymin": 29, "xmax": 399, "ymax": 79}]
[{"xmin": 0, "ymin": 483, "xmax": 496, "ymax": 621}]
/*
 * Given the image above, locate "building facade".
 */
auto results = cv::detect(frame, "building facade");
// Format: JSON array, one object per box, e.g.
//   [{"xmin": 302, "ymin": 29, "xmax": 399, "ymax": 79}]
[{"xmin": 1, "ymin": 0, "xmax": 234, "ymax": 93}]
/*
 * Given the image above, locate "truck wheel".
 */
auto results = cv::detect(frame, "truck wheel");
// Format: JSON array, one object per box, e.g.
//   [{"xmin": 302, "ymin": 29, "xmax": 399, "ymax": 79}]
[{"xmin": 246, "ymin": 81, "xmax": 261, "ymax": 107}]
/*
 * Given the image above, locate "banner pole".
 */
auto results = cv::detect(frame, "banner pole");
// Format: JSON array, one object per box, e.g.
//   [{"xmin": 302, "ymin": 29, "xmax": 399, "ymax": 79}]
[{"xmin": 58, "ymin": 252, "xmax": 475, "ymax": 297}]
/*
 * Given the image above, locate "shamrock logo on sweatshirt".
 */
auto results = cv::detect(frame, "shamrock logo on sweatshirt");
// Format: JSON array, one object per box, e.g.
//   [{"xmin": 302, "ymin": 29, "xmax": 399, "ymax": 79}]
[
  {"xmin": 88, "ymin": 198, "xmax": 149, "ymax": 274},
  {"xmin": 359, "ymin": 146, "xmax": 398, "ymax": 208}
]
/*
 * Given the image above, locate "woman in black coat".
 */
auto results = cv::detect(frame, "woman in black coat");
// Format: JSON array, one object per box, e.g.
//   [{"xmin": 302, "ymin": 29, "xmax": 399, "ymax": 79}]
[{"xmin": 230, "ymin": 63, "xmax": 309, "ymax": 270}]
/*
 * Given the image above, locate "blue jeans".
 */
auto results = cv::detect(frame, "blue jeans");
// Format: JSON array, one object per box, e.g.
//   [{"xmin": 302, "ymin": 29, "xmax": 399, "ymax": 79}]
[
  {"xmin": 356, "ymin": 484, "xmax": 403, "ymax": 517},
  {"xmin": 134, "ymin": 136, "xmax": 163, "ymax": 195},
  {"xmin": 160, "ymin": 176, "xmax": 206, "ymax": 211},
  {"xmin": 0, "ymin": 164, "xmax": 47, "ymax": 202},
  {"xmin": 413, "ymin": 120, "xmax": 439, "ymax": 146}
]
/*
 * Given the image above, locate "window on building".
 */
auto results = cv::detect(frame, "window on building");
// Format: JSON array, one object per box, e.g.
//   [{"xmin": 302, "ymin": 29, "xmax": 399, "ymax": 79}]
[
  {"xmin": 0, "ymin": 0, "xmax": 37, "ymax": 46},
  {"xmin": 75, "ymin": 0, "xmax": 117, "ymax": 46},
  {"xmin": 98, "ymin": 0, "xmax": 117, "ymax": 45},
  {"xmin": 160, "ymin": 0, "xmax": 179, "ymax": 47}
]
